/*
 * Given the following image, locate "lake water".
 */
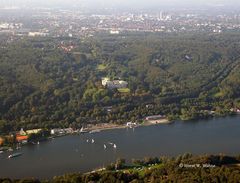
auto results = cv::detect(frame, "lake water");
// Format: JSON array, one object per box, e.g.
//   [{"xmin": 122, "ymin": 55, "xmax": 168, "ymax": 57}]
[{"xmin": 0, "ymin": 115, "xmax": 240, "ymax": 179}]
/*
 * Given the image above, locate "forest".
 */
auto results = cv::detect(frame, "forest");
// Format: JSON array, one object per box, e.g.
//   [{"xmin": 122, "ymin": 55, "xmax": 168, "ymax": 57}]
[
  {"xmin": 1, "ymin": 154, "xmax": 240, "ymax": 182},
  {"xmin": 1, "ymin": 32, "xmax": 240, "ymax": 134}
]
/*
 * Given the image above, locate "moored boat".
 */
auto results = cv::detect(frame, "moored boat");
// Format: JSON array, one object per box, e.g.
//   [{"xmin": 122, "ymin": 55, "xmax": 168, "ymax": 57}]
[{"xmin": 8, "ymin": 152, "xmax": 22, "ymax": 159}]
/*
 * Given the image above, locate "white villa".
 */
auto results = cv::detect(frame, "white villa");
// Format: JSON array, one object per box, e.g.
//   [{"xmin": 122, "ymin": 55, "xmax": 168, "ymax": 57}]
[{"xmin": 102, "ymin": 77, "xmax": 128, "ymax": 89}]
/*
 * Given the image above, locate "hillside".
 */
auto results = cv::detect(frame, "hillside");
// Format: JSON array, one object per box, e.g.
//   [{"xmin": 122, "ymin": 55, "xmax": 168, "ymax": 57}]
[{"xmin": 1, "ymin": 33, "xmax": 240, "ymax": 133}]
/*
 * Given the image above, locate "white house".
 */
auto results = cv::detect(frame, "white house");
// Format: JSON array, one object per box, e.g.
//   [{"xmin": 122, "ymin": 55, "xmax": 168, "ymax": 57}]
[
  {"xmin": 102, "ymin": 78, "xmax": 128, "ymax": 89},
  {"xmin": 102, "ymin": 77, "xmax": 110, "ymax": 86},
  {"xmin": 126, "ymin": 122, "xmax": 137, "ymax": 127}
]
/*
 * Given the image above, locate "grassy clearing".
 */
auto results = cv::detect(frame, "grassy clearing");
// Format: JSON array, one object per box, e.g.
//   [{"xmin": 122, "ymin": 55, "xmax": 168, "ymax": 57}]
[
  {"xmin": 117, "ymin": 88, "xmax": 130, "ymax": 93},
  {"xmin": 97, "ymin": 64, "xmax": 107, "ymax": 71},
  {"xmin": 214, "ymin": 91, "xmax": 224, "ymax": 98},
  {"xmin": 119, "ymin": 163, "xmax": 164, "ymax": 178}
]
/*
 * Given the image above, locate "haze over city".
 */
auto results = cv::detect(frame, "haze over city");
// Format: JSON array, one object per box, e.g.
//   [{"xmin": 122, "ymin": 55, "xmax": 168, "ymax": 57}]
[{"xmin": 1, "ymin": 0, "xmax": 240, "ymax": 9}]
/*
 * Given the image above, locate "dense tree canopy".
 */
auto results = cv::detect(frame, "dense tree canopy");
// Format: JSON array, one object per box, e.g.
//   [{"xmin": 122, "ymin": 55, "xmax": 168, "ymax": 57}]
[{"xmin": 0, "ymin": 33, "xmax": 240, "ymax": 133}]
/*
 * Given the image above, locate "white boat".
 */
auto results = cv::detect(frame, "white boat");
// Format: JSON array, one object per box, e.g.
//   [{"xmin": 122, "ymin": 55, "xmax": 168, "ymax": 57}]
[
  {"xmin": 91, "ymin": 139, "xmax": 95, "ymax": 143},
  {"xmin": 0, "ymin": 151, "xmax": 3, "ymax": 154},
  {"xmin": 108, "ymin": 142, "xmax": 113, "ymax": 145},
  {"xmin": 113, "ymin": 144, "xmax": 117, "ymax": 149},
  {"xmin": 37, "ymin": 141, "xmax": 40, "ymax": 145},
  {"xmin": 8, "ymin": 152, "xmax": 22, "ymax": 159},
  {"xmin": 86, "ymin": 139, "xmax": 89, "ymax": 143},
  {"xmin": 104, "ymin": 144, "xmax": 107, "ymax": 149}
]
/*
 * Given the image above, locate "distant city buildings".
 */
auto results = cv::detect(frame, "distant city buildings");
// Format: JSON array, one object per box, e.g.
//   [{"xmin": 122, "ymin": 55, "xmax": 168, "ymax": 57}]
[
  {"xmin": 110, "ymin": 30, "xmax": 120, "ymax": 34},
  {"xmin": 1, "ymin": 9, "xmax": 240, "ymax": 38},
  {"xmin": 28, "ymin": 32, "xmax": 49, "ymax": 37}
]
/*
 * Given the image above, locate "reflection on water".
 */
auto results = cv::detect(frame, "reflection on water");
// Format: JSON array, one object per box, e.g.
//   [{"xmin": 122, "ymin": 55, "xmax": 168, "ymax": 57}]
[{"xmin": 0, "ymin": 116, "xmax": 240, "ymax": 179}]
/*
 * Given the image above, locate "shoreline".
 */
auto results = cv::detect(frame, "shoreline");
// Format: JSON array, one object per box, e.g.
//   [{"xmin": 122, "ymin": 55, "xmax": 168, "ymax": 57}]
[{"xmin": 84, "ymin": 118, "xmax": 172, "ymax": 133}]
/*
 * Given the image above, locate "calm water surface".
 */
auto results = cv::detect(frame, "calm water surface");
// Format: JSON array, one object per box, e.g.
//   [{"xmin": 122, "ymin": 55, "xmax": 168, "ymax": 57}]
[{"xmin": 0, "ymin": 116, "xmax": 240, "ymax": 179}]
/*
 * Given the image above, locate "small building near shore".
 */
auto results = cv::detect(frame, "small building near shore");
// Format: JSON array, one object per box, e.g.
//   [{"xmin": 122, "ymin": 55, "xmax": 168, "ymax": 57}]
[
  {"xmin": 126, "ymin": 122, "xmax": 137, "ymax": 127},
  {"xmin": 145, "ymin": 115, "xmax": 165, "ymax": 121},
  {"xmin": 51, "ymin": 129, "xmax": 64, "ymax": 135},
  {"xmin": 230, "ymin": 108, "xmax": 240, "ymax": 113},
  {"xmin": 26, "ymin": 129, "xmax": 42, "ymax": 135},
  {"xmin": 16, "ymin": 135, "xmax": 28, "ymax": 143},
  {"xmin": 64, "ymin": 128, "xmax": 74, "ymax": 134},
  {"xmin": 0, "ymin": 137, "xmax": 4, "ymax": 146},
  {"xmin": 50, "ymin": 128, "xmax": 73, "ymax": 135},
  {"xmin": 145, "ymin": 115, "xmax": 169, "ymax": 124}
]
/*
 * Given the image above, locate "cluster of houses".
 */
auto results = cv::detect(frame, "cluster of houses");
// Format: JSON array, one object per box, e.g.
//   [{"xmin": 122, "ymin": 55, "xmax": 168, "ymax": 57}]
[
  {"xmin": 0, "ymin": 127, "xmax": 76, "ymax": 147},
  {"xmin": 0, "ymin": 128, "xmax": 43, "ymax": 146},
  {"xmin": 102, "ymin": 77, "xmax": 128, "ymax": 89},
  {"xmin": 16, "ymin": 128, "xmax": 43, "ymax": 143}
]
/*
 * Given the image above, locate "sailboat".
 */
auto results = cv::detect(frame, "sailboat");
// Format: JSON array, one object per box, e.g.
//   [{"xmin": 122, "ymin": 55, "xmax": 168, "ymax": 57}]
[
  {"xmin": 104, "ymin": 144, "xmax": 107, "ymax": 149},
  {"xmin": 113, "ymin": 144, "xmax": 117, "ymax": 149},
  {"xmin": 80, "ymin": 127, "xmax": 84, "ymax": 132},
  {"xmin": 16, "ymin": 144, "xmax": 21, "ymax": 150},
  {"xmin": 80, "ymin": 127, "xmax": 88, "ymax": 133},
  {"xmin": 91, "ymin": 139, "xmax": 95, "ymax": 143},
  {"xmin": 86, "ymin": 139, "xmax": 89, "ymax": 143}
]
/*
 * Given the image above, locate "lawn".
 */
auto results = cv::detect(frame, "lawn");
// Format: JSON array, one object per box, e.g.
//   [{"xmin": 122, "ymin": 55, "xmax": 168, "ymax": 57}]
[
  {"xmin": 117, "ymin": 88, "xmax": 130, "ymax": 93},
  {"xmin": 97, "ymin": 64, "xmax": 107, "ymax": 71}
]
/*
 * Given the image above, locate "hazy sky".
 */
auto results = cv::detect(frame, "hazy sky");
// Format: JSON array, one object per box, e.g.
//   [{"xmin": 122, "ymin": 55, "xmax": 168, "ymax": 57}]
[{"xmin": 1, "ymin": 0, "xmax": 240, "ymax": 9}]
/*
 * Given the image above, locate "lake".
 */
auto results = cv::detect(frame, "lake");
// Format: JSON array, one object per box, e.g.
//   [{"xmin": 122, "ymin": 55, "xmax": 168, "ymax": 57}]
[{"xmin": 0, "ymin": 115, "xmax": 240, "ymax": 179}]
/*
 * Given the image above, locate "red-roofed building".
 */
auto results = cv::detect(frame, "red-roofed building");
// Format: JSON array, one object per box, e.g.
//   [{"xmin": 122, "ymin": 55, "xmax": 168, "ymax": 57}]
[
  {"xmin": 16, "ymin": 135, "xmax": 28, "ymax": 143},
  {"xmin": 0, "ymin": 137, "xmax": 4, "ymax": 146}
]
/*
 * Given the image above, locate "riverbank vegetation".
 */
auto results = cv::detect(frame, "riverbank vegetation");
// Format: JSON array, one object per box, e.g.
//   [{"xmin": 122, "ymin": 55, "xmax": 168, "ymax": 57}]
[
  {"xmin": 1, "ymin": 154, "xmax": 240, "ymax": 182},
  {"xmin": 1, "ymin": 33, "xmax": 240, "ymax": 134}
]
